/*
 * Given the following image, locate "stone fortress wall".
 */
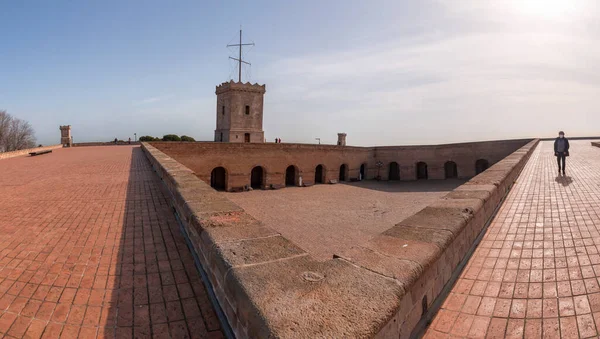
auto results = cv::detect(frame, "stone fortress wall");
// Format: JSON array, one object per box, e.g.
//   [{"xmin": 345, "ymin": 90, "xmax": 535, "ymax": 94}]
[
  {"xmin": 150, "ymin": 138, "xmax": 531, "ymax": 191},
  {"xmin": 140, "ymin": 138, "xmax": 540, "ymax": 338}
]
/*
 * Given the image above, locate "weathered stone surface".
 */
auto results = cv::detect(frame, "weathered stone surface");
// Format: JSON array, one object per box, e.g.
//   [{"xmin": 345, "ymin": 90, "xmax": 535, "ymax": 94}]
[
  {"xmin": 217, "ymin": 236, "xmax": 306, "ymax": 267},
  {"xmin": 383, "ymin": 224, "xmax": 454, "ymax": 250},
  {"xmin": 397, "ymin": 206, "xmax": 471, "ymax": 236},
  {"xmin": 226, "ymin": 255, "xmax": 403, "ymax": 338},
  {"xmin": 202, "ymin": 222, "xmax": 279, "ymax": 245},
  {"xmin": 337, "ymin": 246, "xmax": 422, "ymax": 285},
  {"xmin": 364, "ymin": 235, "xmax": 442, "ymax": 269},
  {"xmin": 443, "ymin": 189, "xmax": 491, "ymax": 202}
]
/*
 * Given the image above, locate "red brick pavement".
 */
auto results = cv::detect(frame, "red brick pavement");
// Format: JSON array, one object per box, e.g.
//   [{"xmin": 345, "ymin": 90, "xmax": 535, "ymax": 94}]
[
  {"xmin": 425, "ymin": 140, "xmax": 600, "ymax": 338},
  {"xmin": 0, "ymin": 146, "xmax": 223, "ymax": 338}
]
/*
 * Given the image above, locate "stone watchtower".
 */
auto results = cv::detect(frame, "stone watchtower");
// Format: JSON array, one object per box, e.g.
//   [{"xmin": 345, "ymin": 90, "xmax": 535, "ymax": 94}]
[
  {"xmin": 214, "ymin": 80, "xmax": 266, "ymax": 143},
  {"xmin": 337, "ymin": 133, "xmax": 347, "ymax": 146},
  {"xmin": 59, "ymin": 125, "xmax": 72, "ymax": 147}
]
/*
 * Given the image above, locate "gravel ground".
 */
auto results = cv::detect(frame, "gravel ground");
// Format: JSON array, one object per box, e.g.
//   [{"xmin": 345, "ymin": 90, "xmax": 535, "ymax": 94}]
[{"xmin": 226, "ymin": 179, "xmax": 465, "ymax": 261}]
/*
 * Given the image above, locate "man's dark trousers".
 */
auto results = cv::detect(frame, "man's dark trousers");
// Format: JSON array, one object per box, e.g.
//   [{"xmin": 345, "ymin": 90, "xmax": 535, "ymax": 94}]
[{"xmin": 557, "ymin": 152, "xmax": 566, "ymax": 172}]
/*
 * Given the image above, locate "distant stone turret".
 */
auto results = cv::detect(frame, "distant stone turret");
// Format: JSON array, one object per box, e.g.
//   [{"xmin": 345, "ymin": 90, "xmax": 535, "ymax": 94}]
[
  {"xmin": 60, "ymin": 125, "xmax": 72, "ymax": 147},
  {"xmin": 337, "ymin": 133, "xmax": 347, "ymax": 146}
]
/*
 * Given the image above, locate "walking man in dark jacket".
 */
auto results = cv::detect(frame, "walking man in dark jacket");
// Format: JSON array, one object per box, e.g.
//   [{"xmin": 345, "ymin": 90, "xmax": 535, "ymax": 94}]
[{"xmin": 554, "ymin": 131, "xmax": 570, "ymax": 175}]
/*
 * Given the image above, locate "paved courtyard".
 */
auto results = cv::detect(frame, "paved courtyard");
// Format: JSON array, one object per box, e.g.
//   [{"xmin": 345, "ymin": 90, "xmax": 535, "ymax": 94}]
[
  {"xmin": 425, "ymin": 140, "xmax": 600, "ymax": 338},
  {"xmin": 0, "ymin": 147, "xmax": 222, "ymax": 338},
  {"xmin": 227, "ymin": 179, "xmax": 465, "ymax": 261}
]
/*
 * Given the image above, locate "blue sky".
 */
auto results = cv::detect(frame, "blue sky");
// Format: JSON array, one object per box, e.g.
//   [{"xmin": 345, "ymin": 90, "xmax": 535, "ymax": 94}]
[{"xmin": 1, "ymin": 0, "xmax": 599, "ymax": 146}]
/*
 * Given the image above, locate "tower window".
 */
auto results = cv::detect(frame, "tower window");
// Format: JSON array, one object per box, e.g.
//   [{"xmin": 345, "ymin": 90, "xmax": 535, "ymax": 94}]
[
  {"xmin": 245, "ymin": 105, "xmax": 250, "ymax": 115},
  {"xmin": 222, "ymin": 106, "xmax": 225, "ymax": 115}
]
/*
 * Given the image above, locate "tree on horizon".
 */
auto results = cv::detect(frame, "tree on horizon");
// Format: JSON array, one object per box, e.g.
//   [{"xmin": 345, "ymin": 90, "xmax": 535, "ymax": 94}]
[{"xmin": 0, "ymin": 110, "xmax": 36, "ymax": 152}]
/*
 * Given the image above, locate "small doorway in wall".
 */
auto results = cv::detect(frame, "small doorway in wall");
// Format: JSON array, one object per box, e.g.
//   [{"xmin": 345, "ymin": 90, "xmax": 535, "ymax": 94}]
[
  {"xmin": 389, "ymin": 162, "xmax": 400, "ymax": 180},
  {"xmin": 416, "ymin": 162, "xmax": 428, "ymax": 180},
  {"xmin": 286, "ymin": 166, "xmax": 296, "ymax": 186},
  {"xmin": 251, "ymin": 166, "xmax": 264, "ymax": 189},
  {"xmin": 244, "ymin": 133, "xmax": 250, "ymax": 143},
  {"xmin": 360, "ymin": 164, "xmax": 366, "ymax": 180},
  {"xmin": 315, "ymin": 165, "xmax": 324, "ymax": 184},
  {"xmin": 339, "ymin": 164, "xmax": 348, "ymax": 181},
  {"xmin": 210, "ymin": 167, "xmax": 227, "ymax": 191},
  {"xmin": 444, "ymin": 161, "xmax": 458, "ymax": 179}
]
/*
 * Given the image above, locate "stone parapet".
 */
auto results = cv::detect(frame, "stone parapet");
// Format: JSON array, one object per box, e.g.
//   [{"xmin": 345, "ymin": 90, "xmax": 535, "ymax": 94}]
[
  {"xmin": 340, "ymin": 138, "xmax": 540, "ymax": 338},
  {"xmin": 0, "ymin": 144, "xmax": 63, "ymax": 160},
  {"xmin": 215, "ymin": 80, "xmax": 266, "ymax": 94},
  {"xmin": 141, "ymin": 138, "xmax": 540, "ymax": 338}
]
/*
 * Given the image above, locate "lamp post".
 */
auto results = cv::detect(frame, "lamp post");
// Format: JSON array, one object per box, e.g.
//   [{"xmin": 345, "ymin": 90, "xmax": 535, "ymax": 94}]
[{"xmin": 134, "ymin": 133, "xmax": 137, "ymax": 142}]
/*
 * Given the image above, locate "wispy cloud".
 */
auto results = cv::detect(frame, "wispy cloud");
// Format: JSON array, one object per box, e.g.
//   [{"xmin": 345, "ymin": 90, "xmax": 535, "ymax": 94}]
[
  {"xmin": 133, "ymin": 95, "xmax": 173, "ymax": 106},
  {"xmin": 259, "ymin": 3, "xmax": 600, "ymax": 145}
]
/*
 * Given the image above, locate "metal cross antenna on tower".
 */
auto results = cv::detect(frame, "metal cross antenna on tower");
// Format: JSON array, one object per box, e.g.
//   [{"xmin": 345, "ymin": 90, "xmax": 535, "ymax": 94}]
[{"xmin": 227, "ymin": 29, "xmax": 255, "ymax": 83}]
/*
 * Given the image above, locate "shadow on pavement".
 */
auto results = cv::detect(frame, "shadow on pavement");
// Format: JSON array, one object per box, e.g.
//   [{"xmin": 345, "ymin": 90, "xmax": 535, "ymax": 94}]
[
  {"xmin": 343, "ymin": 178, "xmax": 467, "ymax": 193},
  {"xmin": 555, "ymin": 175, "xmax": 573, "ymax": 187}
]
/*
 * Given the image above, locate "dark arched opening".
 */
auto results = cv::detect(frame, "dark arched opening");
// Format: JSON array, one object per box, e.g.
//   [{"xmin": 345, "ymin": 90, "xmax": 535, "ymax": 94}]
[
  {"xmin": 416, "ymin": 162, "xmax": 428, "ymax": 180},
  {"xmin": 315, "ymin": 165, "xmax": 324, "ymax": 184},
  {"xmin": 251, "ymin": 166, "xmax": 264, "ymax": 189},
  {"xmin": 444, "ymin": 161, "xmax": 458, "ymax": 179},
  {"xmin": 475, "ymin": 159, "xmax": 489, "ymax": 175},
  {"xmin": 388, "ymin": 162, "xmax": 400, "ymax": 180},
  {"xmin": 339, "ymin": 164, "xmax": 348, "ymax": 181},
  {"xmin": 210, "ymin": 167, "xmax": 227, "ymax": 191},
  {"xmin": 360, "ymin": 164, "xmax": 366, "ymax": 180},
  {"xmin": 286, "ymin": 165, "xmax": 296, "ymax": 186}
]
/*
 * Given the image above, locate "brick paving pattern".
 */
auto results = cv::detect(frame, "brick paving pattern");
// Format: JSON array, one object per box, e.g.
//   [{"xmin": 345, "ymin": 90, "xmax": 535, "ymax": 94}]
[
  {"xmin": 425, "ymin": 140, "xmax": 600, "ymax": 338},
  {"xmin": 0, "ymin": 146, "xmax": 222, "ymax": 338}
]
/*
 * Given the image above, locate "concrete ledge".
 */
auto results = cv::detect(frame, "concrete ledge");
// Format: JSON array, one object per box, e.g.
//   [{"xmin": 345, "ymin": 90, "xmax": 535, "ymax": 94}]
[
  {"xmin": 141, "ymin": 139, "xmax": 539, "ymax": 338},
  {"xmin": 339, "ymin": 138, "xmax": 539, "ymax": 338},
  {"xmin": 0, "ymin": 144, "xmax": 63, "ymax": 160},
  {"xmin": 592, "ymin": 142, "xmax": 600, "ymax": 148}
]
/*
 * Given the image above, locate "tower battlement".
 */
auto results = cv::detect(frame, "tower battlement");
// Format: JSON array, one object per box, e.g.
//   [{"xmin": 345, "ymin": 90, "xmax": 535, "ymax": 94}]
[
  {"xmin": 214, "ymin": 81, "xmax": 266, "ymax": 143},
  {"xmin": 216, "ymin": 80, "xmax": 266, "ymax": 94}
]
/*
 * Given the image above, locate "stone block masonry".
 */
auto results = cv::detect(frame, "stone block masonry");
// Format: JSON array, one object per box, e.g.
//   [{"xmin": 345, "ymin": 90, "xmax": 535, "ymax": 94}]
[
  {"xmin": 141, "ymin": 138, "xmax": 539, "ymax": 338},
  {"xmin": 151, "ymin": 138, "xmax": 531, "ymax": 192},
  {"xmin": 214, "ymin": 81, "xmax": 266, "ymax": 143}
]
